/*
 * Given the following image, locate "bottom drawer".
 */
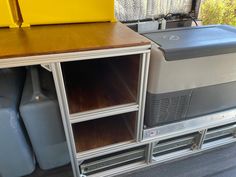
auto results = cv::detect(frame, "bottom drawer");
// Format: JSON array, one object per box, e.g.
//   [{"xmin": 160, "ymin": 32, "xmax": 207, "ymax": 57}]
[
  {"xmin": 204, "ymin": 123, "xmax": 236, "ymax": 144},
  {"xmin": 152, "ymin": 133, "xmax": 198, "ymax": 160},
  {"xmin": 80, "ymin": 145, "xmax": 147, "ymax": 176}
]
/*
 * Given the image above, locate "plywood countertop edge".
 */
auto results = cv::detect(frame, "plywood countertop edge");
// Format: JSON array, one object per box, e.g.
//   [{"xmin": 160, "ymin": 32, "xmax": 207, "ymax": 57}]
[
  {"xmin": 0, "ymin": 44, "xmax": 151, "ymax": 68},
  {"xmin": 0, "ymin": 41, "xmax": 151, "ymax": 59}
]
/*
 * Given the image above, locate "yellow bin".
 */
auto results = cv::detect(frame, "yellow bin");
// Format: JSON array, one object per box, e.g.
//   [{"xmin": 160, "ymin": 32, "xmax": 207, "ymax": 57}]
[
  {"xmin": 18, "ymin": 0, "xmax": 116, "ymax": 27},
  {"xmin": 0, "ymin": 0, "xmax": 20, "ymax": 28}
]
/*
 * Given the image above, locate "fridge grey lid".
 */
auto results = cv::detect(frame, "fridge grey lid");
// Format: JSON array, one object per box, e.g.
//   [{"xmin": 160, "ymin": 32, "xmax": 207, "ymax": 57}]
[{"xmin": 143, "ymin": 25, "xmax": 236, "ymax": 61}]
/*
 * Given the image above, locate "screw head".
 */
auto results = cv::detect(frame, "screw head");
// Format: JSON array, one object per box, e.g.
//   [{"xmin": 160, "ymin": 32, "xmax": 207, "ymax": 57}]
[{"xmin": 35, "ymin": 96, "xmax": 40, "ymax": 100}]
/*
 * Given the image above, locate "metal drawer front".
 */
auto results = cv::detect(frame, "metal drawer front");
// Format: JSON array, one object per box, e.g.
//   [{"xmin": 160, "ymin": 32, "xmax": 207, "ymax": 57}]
[
  {"xmin": 153, "ymin": 134, "xmax": 196, "ymax": 156},
  {"xmin": 205, "ymin": 123, "xmax": 236, "ymax": 143},
  {"xmin": 80, "ymin": 146, "xmax": 146, "ymax": 175}
]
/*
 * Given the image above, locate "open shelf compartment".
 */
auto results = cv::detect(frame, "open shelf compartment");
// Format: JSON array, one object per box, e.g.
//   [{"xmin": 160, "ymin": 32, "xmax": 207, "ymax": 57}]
[
  {"xmin": 72, "ymin": 112, "xmax": 137, "ymax": 153},
  {"xmin": 61, "ymin": 54, "xmax": 141, "ymax": 114}
]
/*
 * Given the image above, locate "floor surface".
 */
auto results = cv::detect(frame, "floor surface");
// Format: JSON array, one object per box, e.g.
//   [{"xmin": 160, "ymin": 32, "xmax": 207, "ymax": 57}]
[{"xmin": 26, "ymin": 142, "xmax": 236, "ymax": 177}]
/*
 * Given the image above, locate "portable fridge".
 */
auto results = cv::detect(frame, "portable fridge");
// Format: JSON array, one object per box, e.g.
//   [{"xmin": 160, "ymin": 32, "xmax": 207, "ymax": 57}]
[
  {"xmin": 143, "ymin": 25, "xmax": 236, "ymax": 128},
  {"xmin": 0, "ymin": 68, "xmax": 35, "ymax": 177},
  {"xmin": 20, "ymin": 66, "xmax": 70, "ymax": 170}
]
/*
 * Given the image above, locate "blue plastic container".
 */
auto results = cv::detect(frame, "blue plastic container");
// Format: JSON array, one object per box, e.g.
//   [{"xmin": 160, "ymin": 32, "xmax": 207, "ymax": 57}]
[
  {"xmin": 0, "ymin": 68, "xmax": 35, "ymax": 177},
  {"xmin": 20, "ymin": 66, "xmax": 70, "ymax": 170}
]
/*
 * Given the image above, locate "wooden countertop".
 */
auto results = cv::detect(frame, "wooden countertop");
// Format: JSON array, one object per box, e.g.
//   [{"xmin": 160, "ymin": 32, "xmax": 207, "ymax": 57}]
[{"xmin": 0, "ymin": 22, "xmax": 150, "ymax": 59}]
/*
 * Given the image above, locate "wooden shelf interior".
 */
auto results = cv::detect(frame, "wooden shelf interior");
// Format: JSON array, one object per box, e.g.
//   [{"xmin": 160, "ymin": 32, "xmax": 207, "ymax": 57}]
[
  {"xmin": 72, "ymin": 112, "xmax": 137, "ymax": 153},
  {"xmin": 62, "ymin": 55, "xmax": 140, "ymax": 114}
]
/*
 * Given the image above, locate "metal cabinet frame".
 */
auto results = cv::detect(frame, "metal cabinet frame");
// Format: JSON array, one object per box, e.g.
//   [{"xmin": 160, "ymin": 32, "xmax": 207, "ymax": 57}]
[
  {"xmin": 51, "ymin": 45, "xmax": 151, "ymax": 177},
  {"xmin": 1, "ymin": 43, "xmax": 236, "ymax": 177}
]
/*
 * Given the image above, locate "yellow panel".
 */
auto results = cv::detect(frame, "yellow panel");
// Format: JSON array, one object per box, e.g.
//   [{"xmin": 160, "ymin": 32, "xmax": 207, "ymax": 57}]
[
  {"xmin": 18, "ymin": 0, "xmax": 116, "ymax": 27},
  {"xmin": 0, "ymin": 0, "xmax": 20, "ymax": 28}
]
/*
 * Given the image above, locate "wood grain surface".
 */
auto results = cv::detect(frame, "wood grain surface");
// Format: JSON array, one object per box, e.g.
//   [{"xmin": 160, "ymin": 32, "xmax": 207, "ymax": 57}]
[
  {"xmin": 72, "ymin": 113, "xmax": 136, "ymax": 152},
  {"xmin": 0, "ymin": 22, "xmax": 150, "ymax": 59},
  {"xmin": 62, "ymin": 55, "xmax": 140, "ymax": 114}
]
